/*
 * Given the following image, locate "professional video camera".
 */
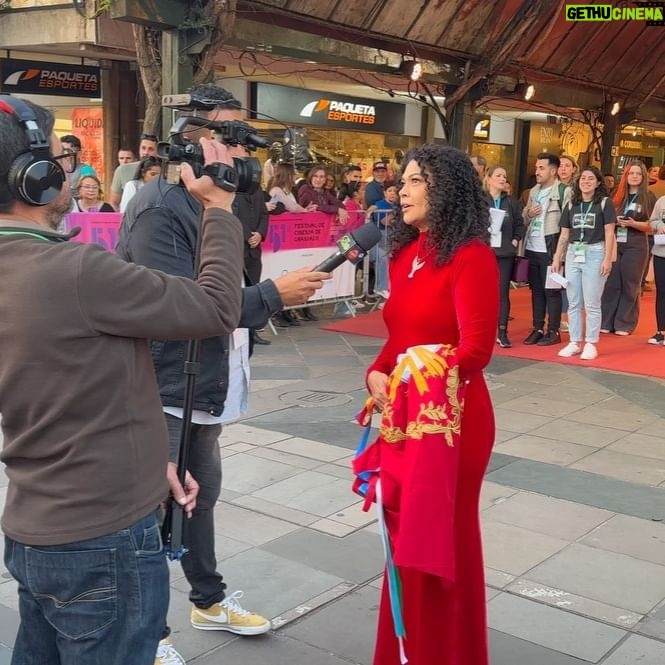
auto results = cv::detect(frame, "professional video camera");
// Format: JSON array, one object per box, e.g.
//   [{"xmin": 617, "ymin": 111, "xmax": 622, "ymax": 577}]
[{"xmin": 158, "ymin": 93, "xmax": 270, "ymax": 194}]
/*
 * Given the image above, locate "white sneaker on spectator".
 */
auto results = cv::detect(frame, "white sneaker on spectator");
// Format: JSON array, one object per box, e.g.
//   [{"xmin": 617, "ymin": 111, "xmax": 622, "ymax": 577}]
[
  {"xmin": 558, "ymin": 342, "xmax": 581, "ymax": 357},
  {"xmin": 580, "ymin": 342, "xmax": 598, "ymax": 360},
  {"xmin": 154, "ymin": 638, "xmax": 185, "ymax": 665}
]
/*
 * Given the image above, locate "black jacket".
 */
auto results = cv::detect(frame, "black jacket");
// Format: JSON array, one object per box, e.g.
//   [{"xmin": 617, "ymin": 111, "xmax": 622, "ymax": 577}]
[
  {"xmin": 234, "ymin": 189, "xmax": 269, "ymax": 285},
  {"xmin": 116, "ymin": 177, "xmax": 282, "ymax": 416},
  {"xmin": 485, "ymin": 192, "xmax": 525, "ymax": 258}
]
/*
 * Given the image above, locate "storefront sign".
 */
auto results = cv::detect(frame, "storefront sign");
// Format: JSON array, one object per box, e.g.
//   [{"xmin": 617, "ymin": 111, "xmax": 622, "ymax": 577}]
[
  {"xmin": 63, "ymin": 212, "xmax": 122, "ymax": 252},
  {"xmin": 473, "ymin": 115, "xmax": 491, "ymax": 140},
  {"xmin": 618, "ymin": 136, "xmax": 662, "ymax": 153},
  {"xmin": 1, "ymin": 59, "xmax": 101, "ymax": 98},
  {"xmin": 251, "ymin": 82, "xmax": 406, "ymax": 134},
  {"xmin": 71, "ymin": 107, "xmax": 105, "ymax": 185}
]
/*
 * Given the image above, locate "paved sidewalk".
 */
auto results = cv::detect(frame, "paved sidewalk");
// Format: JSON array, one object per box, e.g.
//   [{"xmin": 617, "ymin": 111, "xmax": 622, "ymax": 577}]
[{"xmin": 1, "ymin": 313, "xmax": 665, "ymax": 664}]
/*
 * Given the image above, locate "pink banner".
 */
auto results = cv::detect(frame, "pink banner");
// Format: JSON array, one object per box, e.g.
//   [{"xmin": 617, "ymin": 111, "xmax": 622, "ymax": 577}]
[
  {"xmin": 263, "ymin": 212, "xmax": 334, "ymax": 252},
  {"xmin": 64, "ymin": 212, "xmax": 123, "ymax": 253}
]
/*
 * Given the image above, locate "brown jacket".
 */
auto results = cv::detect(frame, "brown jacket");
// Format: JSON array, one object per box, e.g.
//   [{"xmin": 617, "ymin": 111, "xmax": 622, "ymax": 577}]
[{"xmin": 0, "ymin": 209, "xmax": 243, "ymax": 545}]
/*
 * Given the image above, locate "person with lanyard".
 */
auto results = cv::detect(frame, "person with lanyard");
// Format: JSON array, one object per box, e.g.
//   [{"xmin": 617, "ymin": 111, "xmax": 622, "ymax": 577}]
[
  {"xmin": 522, "ymin": 153, "xmax": 570, "ymax": 346},
  {"xmin": 601, "ymin": 160, "xmax": 656, "ymax": 335},
  {"xmin": 552, "ymin": 166, "xmax": 616, "ymax": 360},
  {"xmin": 483, "ymin": 165, "xmax": 524, "ymax": 348},
  {"xmin": 647, "ymin": 195, "xmax": 665, "ymax": 346}
]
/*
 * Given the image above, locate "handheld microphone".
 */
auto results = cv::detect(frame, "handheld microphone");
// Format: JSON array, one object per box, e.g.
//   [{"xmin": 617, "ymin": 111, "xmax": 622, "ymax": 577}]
[{"xmin": 314, "ymin": 223, "xmax": 382, "ymax": 273}]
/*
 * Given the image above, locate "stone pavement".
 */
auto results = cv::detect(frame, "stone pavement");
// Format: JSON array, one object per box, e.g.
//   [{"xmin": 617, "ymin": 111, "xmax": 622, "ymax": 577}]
[{"xmin": 1, "ymin": 311, "xmax": 665, "ymax": 664}]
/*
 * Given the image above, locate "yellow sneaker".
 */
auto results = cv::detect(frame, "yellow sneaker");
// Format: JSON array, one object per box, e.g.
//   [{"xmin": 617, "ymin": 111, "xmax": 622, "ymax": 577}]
[
  {"xmin": 154, "ymin": 637, "xmax": 185, "ymax": 665},
  {"xmin": 190, "ymin": 590, "xmax": 271, "ymax": 635}
]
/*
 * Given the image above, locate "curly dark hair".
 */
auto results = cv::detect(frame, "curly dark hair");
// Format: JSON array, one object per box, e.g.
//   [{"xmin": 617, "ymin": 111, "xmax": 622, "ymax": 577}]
[
  {"xmin": 389, "ymin": 144, "xmax": 490, "ymax": 264},
  {"xmin": 570, "ymin": 165, "xmax": 609, "ymax": 206}
]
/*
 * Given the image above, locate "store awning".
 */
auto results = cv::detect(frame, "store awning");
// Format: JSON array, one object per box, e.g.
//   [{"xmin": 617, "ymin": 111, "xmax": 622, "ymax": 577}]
[{"xmin": 237, "ymin": 0, "xmax": 665, "ymax": 121}]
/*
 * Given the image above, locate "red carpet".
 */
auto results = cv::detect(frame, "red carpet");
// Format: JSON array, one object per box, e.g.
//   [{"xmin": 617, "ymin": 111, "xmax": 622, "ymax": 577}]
[{"xmin": 320, "ymin": 288, "xmax": 664, "ymax": 379}]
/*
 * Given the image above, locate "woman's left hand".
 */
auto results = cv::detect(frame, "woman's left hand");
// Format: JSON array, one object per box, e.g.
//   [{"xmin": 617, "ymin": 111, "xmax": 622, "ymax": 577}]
[
  {"xmin": 600, "ymin": 258, "xmax": 612, "ymax": 277},
  {"xmin": 367, "ymin": 370, "xmax": 389, "ymax": 411},
  {"xmin": 338, "ymin": 208, "xmax": 349, "ymax": 224}
]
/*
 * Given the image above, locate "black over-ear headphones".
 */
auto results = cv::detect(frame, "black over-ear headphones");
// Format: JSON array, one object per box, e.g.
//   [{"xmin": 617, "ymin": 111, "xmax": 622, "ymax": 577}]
[{"xmin": 0, "ymin": 95, "xmax": 65, "ymax": 206}]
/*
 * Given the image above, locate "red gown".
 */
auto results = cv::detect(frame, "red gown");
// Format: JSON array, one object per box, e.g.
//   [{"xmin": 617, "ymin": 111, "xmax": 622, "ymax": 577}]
[{"xmin": 364, "ymin": 237, "xmax": 498, "ymax": 665}]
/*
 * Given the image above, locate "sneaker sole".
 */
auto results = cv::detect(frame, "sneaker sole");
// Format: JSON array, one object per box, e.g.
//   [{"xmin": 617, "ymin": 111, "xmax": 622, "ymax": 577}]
[
  {"xmin": 191, "ymin": 620, "xmax": 271, "ymax": 635},
  {"xmin": 647, "ymin": 339, "xmax": 664, "ymax": 345}
]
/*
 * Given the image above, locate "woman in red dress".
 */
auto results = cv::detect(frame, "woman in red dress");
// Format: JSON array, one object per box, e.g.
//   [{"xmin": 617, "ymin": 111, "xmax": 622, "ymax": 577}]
[{"xmin": 365, "ymin": 145, "xmax": 499, "ymax": 665}]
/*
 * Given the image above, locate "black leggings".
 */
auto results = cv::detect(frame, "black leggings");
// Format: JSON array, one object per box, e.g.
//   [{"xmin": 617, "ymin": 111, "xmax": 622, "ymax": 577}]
[
  {"xmin": 654, "ymin": 255, "xmax": 665, "ymax": 331},
  {"xmin": 496, "ymin": 256, "xmax": 514, "ymax": 328}
]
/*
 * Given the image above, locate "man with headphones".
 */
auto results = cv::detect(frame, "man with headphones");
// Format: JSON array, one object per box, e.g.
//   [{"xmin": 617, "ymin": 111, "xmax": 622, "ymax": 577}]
[{"xmin": 0, "ymin": 95, "xmax": 294, "ymax": 664}]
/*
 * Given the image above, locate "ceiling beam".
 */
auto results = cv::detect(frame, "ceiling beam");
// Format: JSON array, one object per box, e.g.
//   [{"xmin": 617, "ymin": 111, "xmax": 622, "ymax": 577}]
[{"xmin": 228, "ymin": 17, "xmax": 463, "ymax": 85}]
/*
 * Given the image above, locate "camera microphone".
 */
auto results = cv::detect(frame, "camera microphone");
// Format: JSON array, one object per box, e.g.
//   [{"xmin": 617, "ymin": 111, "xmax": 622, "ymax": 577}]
[{"xmin": 314, "ymin": 223, "xmax": 382, "ymax": 273}]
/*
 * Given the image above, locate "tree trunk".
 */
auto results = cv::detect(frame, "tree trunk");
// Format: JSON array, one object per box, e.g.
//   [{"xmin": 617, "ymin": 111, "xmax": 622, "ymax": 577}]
[{"xmin": 132, "ymin": 24, "xmax": 162, "ymax": 135}]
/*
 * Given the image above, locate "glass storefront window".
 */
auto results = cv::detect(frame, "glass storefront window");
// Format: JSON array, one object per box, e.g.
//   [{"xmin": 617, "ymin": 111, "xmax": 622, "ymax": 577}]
[{"xmin": 253, "ymin": 122, "xmax": 419, "ymax": 182}]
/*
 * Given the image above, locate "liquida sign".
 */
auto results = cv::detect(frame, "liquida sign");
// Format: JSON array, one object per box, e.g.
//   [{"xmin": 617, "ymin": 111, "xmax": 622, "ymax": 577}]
[
  {"xmin": 251, "ymin": 82, "xmax": 405, "ymax": 134},
  {"xmin": 1, "ymin": 59, "xmax": 101, "ymax": 98}
]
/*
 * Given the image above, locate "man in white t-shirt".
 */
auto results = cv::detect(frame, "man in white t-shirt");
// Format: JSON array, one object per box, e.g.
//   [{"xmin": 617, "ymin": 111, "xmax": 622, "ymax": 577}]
[
  {"xmin": 109, "ymin": 133, "xmax": 159, "ymax": 210},
  {"xmin": 522, "ymin": 152, "xmax": 571, "ymax": 346}
]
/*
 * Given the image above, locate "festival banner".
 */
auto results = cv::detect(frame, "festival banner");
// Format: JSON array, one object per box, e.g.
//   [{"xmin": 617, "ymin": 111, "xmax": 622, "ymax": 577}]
[
  {"xmin": 261, "ymin": 212, "xmax": 356, "ymax": 301},
  {"xmin": 263, "ymin": 212, "xmax": 333, "ymax": 252},
  {"xmin": 64, "ymin": 212, "xmax": 122, "ymax": 253}
]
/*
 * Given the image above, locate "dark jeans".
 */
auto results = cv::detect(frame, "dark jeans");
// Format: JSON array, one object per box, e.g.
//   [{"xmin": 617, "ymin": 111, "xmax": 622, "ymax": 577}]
[
  {"xmin": 601, "ymin": 233, "xmax": 648, "ymax": 333},
  {"xmin": 654, "ymin": 255, "xmax": 665, "ymax": 330},
  {"xmin": 525, "ymin": 249, "xmax": 562, "ymax": 332},
  {"xmin": 496, "ymin": 255, "xmax": 514, "ymax": 329},
  {"xmin": 165, "ymin": 414, "xmax": 226, "ymax": 608},
  {"xmin": 5, "ymin": 512, "xmax": 167, "ymax": 665}
]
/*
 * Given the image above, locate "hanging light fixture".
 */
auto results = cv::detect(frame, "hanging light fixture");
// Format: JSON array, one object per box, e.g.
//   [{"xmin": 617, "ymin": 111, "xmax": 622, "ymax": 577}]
[
  {"xmin": 524, "ymin": 84, "xmax": 536, "ymax": 101},
  {"xmin": 399, "ymin": 56, "xmax": 423, "ymax": 82},
  {"xmin": 610, "ymin": 101, "xmax": 621, "ymax": 116}
]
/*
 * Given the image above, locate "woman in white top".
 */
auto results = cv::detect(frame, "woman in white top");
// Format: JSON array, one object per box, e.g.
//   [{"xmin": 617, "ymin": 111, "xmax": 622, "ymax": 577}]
[
  {"xmin": 268, "ymin": 163, "xmax": 317, "ymax": 212},
  {"xmin": 119, "ymin": 156, "xmax": 161, "ymax": 213}
]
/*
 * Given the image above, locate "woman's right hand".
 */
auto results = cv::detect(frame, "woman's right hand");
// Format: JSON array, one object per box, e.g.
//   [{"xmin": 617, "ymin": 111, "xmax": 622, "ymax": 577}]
[
  {"xmin": 367, "ymin": 370, "xmax": 389, "ymax": 411},
  {"xmin": 306, "ymin": 203, "xmax": 318, "ymax": 212},
  {"xmin": 551, "ymin": 258, "xmax": 562, "ymax": 274}
]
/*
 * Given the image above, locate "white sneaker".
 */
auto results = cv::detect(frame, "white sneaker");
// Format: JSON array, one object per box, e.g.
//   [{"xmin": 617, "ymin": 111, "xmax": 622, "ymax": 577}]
[
  {"xmin": 350, "ymin": 300, "xmax": 366, "ymax": 310},
  {"xmin": 580, "ymin": 342, "xmax": 598, "ymax": 360},
  {"xmin": 558, "ymin": 342, "xmax": 581, "ymax": 357},
  {"xmin": 155, "ymin": 638, "xmax": 185, "ymax": 665}
]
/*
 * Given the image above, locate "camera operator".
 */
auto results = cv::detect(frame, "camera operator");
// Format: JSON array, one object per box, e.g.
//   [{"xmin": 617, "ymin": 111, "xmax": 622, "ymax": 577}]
[
  {"xmin": 0, "ymin": 95, "xmax": 247, "ymax": 664},
  {"xmin": 116, "ymin": 83, "xmax": 330, "ymax": 665}
]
